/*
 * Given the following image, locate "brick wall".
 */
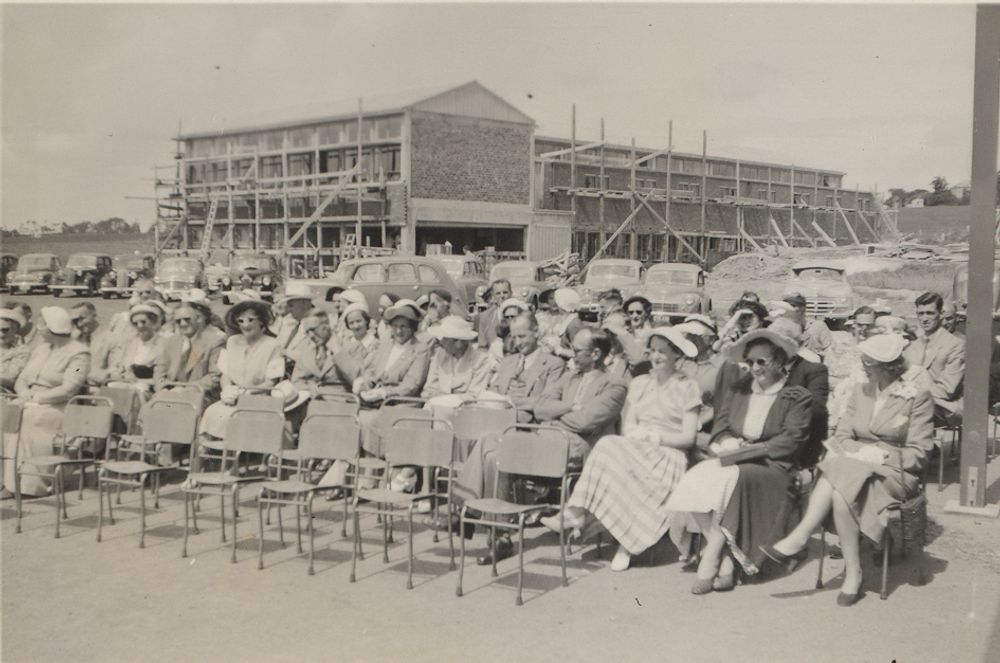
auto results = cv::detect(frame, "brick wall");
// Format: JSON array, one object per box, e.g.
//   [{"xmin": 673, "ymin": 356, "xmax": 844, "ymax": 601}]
[{"xmin": 409, "ymin": 111, "xmax": 531, "ymax": 204}]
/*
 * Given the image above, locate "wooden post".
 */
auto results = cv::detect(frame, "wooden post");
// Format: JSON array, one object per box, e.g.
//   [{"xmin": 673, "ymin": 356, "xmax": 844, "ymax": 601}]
[
  {"xmin": 700, "ymin": 130, "xmax": 707, "ymax": 265},
  {"xmin": 599, "ymin": 118, "xmax": 606, "ymax": 250},
  {"xmin": 948, "ymin": 3, "xmax": 1000, "ymax": 516},
  {"xmin": 789, "ymin": 165, "xmax": 796, "ymax": 245},
  {"xmin": 570, "ymin": 104, "xmax": 577, "ymax": 214},
  {"xmin": 665, "ymin": 121, "xmax": 673, "ymax": 262},
  {"xmin": 630, "ymin": 137, "xmax": 637, "ymax": 260},
  {"xmin": 356, "ymin": 98, "xmax": 363, "ymax": 258}
]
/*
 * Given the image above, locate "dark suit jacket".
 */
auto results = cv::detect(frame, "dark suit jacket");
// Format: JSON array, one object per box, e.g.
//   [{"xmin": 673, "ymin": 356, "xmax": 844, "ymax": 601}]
[
  {"xmin": 491, "ymin": 349, "xmax": 565, "ymax": 422},
  {"xmin": 155, "ymin": 327, "xmax": 225, "ymax": 393},
  {"xmin": 535, "ymin": 367, "xmax": 627, "ymax": 447},
  {"xmin": 711, "ymin": 373, "xmax": 813, "ymax": 472}
]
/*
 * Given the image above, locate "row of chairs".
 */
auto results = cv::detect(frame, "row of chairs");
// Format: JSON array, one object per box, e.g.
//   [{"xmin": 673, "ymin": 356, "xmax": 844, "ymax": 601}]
[{"xmin": 2, "ymin": 390, "xmax": 579, "ymax": 606}]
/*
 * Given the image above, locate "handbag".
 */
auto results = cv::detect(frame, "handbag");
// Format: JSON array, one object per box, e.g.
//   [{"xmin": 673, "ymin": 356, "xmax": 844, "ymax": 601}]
[{"xmin": 716, "ymin": 443, "xmax": 769, "ymax": 467}]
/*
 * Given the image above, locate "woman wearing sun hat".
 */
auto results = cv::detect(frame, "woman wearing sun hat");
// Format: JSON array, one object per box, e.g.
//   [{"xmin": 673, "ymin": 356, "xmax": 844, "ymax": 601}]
[
  {"xmin": 762, "ymin": 333, "xmax": 934, "ymax": 606},
  {"xmin": 541, "ymin": 326, "xmax": 701, "ymax": 573},
  {"xmin": 666, "ymin": 328, "xmax": 812, "ymax": 594},
  {"xmin": 7, "ymin": 307, "xmax": 91, "ymax": 496},
  {"xmin": 94, "ymin": 304, "xmax": 170, "ymax": 400}
]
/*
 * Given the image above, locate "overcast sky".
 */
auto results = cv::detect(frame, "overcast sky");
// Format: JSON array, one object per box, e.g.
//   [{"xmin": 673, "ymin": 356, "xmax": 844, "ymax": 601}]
[{"xmin": 1, "ymin": 2, "xmax": 983, "ymax": 229}]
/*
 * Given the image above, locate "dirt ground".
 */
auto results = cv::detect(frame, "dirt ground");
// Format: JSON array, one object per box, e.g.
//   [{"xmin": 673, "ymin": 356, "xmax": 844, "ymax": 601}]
[{"xmin": 3, "ymin": 278, "xmax": 999, "ymax": 663}]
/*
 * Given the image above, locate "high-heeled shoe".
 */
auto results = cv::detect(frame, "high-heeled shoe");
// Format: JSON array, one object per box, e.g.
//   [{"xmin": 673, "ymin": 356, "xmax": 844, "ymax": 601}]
[
  {"xmin": 837, "ymin": 580, "xmax": 865, "ymax": 607},
  {"xmin": 759, "ymin": 544, "xmax": 808, "ymax": 574},
  {"xmin": 540, "ymin": 511, "xmax": 584, "ymax": 536},
  {"xmin": 691, "ymin": 577, "xmax": 716, "ymax": 595},
  {"xmin": 712, "ymin": 573, "xmax": 736, "ymax": 592}
]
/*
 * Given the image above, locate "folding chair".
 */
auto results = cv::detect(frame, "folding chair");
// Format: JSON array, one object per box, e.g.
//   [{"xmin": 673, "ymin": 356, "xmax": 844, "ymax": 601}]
[
  {"xmin": 350, "ymin": 417, "xmax": 456, "ymax": 589},
  {"xmin": 456, "ymin": 424, "xmax": 574, "ymax": 606},
  {"xmin": 452, "ymin": 399, "xmax": 517, "ymax": 464},
  {"xmin": 257, "ymin": 408, "xmax": 362, "ymax": 574},
  {"xmin": 92, "ymin": 384, "xmax": 140, "ymax": 440},
  {"xmin": 16, "ymin": 395, "xmax": 113, "ymax": 538},
  {"xmin": 815, "ymin": 464, "xmax": 927, "ymax": 600},
  {"xmin": 96, "ymin": 388, "xmax": 203, "ymax": 548},
  {"xmin": 196, "ymin": 389, "xmax": 281, "ymax": 475},
  {"xmin": 365, "ymin": 396, "xmax": 432, "ymax": 493},
  {"xmin": 933, "ymin": 424, "xmax": 960, "ymax": 492},
  {"xmin": 1, "ymin": 394, "xmax": 23, "ymax": 508},
  {"xmin": 117, "ymin": 384, "xmax": 204, "ymax": 466},
  {"xmin": 181, "ymin": 405, "xmax": 286, "ymax": 563}
]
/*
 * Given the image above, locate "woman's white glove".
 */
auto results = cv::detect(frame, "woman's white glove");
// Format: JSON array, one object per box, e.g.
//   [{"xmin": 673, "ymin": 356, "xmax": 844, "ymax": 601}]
[
  {"xmin": 849, "ymin": 445, "xmax": 889, "ymax": 466},
  {"xmin": 220, "ymin": 385, "xmax": 241, "ymax": 406}
]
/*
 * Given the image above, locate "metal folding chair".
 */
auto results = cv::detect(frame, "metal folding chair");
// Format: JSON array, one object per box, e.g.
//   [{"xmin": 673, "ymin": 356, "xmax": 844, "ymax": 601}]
[
  {"xmin": 1, "ymin": 394, "xmax": 23, "ymax": 508},
  {"xmin": 452, "ymin": 398, "xmax": 517, "ymax": 464},
  {"xmin": 350, "ymin": 417, "xmax": 456, "ymax": 589},
  {"xmin": 92, "ymin": 384, "xmax": 140, "ymax": 439},
  {"xmin": 16, "ymin": 395, "xmax": 113, "ymax": 538},
  {"xmin": 256, "ymin": 408, "xmax": 362, "ymax": 574},
  {"xmin": 181, "ymin": 405, "xmax": 286, "ymax": 563},
  {"xmin": 456, "ymin": 424, "xmax": 574, "ymax": 606},
  {"xmin": 932, "ymin": 424, "xmax": 960, "ymax": 491},
  {"xmin": 96, "ymin": 388, "xmax": 204, "ymax": 548},
  {"xmin": 196, "ymin": 389, "xmax": 281, "ymax": 475}
]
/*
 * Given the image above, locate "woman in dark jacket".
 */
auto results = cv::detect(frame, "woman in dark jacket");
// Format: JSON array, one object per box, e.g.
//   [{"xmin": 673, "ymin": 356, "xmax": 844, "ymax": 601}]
[{"xmin": 667, "ymin": 329, "xmax": 812, "ymax": 594}]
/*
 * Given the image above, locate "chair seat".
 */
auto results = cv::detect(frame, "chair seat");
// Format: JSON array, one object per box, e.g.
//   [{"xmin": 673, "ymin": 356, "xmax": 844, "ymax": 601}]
[
  {"xmin": 101, "ymin": 460, "xmax": 161, "ymax": 476},
  {"xmin": 357, "ymin": 458, "xmax": 385, "ymax": 470},
  {"xmin": 355, "ymin": 488, "xmax": 421, "ymax": 505},
  {"xmin": 21, "ymin": 455, "xmax": 92, "ymax": 467},
  {"xmin": 186, "ymin": 472, "xmax": 240, "ymax": 486},
  {"xmin": 260, "ymin": 479, "xmax": 317, "ymax": 495},
  {"xmin": 118, "ymin": 435, "xmax": 149, "ymax": 446},
  {"xmin": 463, "ymin": 498, "xmax": 541, "ymax": 517}
]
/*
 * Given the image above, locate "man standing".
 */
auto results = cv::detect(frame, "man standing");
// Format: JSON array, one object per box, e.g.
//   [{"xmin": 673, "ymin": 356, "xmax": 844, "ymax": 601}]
[
  {"xmin": 905, "ymin": 291, "xmax": 965, "ymax": 424},
  {"xmin": 783, "ymin": 293, "xmax": 833, "ymax": 361}
]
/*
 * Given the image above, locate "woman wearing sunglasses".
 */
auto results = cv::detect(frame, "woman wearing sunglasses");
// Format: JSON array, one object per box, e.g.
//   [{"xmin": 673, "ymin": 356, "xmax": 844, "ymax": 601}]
[
  {"xmin": 0, "ymin": 308, "xmax": 32, "ymax": 393},
  {"xmin": 95, "ymin": 304, "xmax": 170, "ymax": 399},
  {"xmin": 667, "ymin": 328, "xmax": 812, "ymax": 594}
]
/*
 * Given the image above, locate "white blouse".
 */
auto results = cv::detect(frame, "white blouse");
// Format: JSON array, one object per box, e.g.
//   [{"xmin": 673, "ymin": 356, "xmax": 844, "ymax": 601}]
[{"xmin": 742, "ymin": 377, "xmax": 786, "ymax": 441}]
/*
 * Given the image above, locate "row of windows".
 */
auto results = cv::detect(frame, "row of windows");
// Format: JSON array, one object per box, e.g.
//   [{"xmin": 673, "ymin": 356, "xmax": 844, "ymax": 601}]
[
  {"xmin": 186, "ymin": 147, "xmax": 401, "ymax": 185},
  {"xmin": 185, "ymin": 116, "xmax": 403, "ymax": 158}
]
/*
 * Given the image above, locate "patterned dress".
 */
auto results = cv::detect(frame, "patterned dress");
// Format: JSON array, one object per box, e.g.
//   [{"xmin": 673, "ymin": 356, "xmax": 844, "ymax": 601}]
[{"xmin": 565, "ymin": 372, "xmax": 701, "ymax": 555}]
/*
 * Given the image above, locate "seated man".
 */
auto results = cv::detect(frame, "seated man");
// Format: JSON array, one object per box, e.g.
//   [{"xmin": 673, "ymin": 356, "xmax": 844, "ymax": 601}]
[
  {"xmin": 534, "ymin": 328, "xmax": 627, "ymax": 462},
  {"xmin": 290, "ymin": 310, "xmax": 348, "ymax": 395},
  {"xmin": 904, "ymin": 291, "xmax": 965, "ymax": 425}
]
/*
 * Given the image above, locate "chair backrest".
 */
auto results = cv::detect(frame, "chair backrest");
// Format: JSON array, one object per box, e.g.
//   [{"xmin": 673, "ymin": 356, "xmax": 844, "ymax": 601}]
[
  {"xmin": 453, "ymin": 400, "xmax": 517, "ymax": 441},
  {"xmin": 384, "ymin": 417, "xmax": 454, "ymax": 468},
  {"xmin": 298, "ymin": 412, "xmax": 361, "ymax": 461},
  {"xmin": 1, "ymin": 396, "xmax": 23, "ymax": 435},
  {"xmin": 156, "ymin": 384, "xmax": 206, "ymax": 413},
  {"xmin": 237, "ymin": 391, "xmax": 283, "ymax": 413},
  {"xmin": 142, "ymin": 398, "xmax": 201, "ymax": 445},
  {"xmin": 93, "ymin": 385, "xmax": 139, "ymax": 422},
  {"xmin": 377, "ymin": 401, "xmax": 432, "ymax": 434},
  {"xmin": 496, "ymin": 426, "xmax": 570, "ymax": 479},
  {"xmin": 63, "ymin": 396, "xmax": 114, "ymax": 440},
  {"xmin": 308, "ymin": 394, "xmax": 359, "ymax": 418},
  {"xmin": 223, "ymin": 406, "xmax": 286, "ymax": 456}
]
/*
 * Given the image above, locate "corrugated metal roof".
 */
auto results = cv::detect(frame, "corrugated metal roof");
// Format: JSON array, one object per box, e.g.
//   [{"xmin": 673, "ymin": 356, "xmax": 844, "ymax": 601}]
[{"xmin": 181, "ymin": 81, "xmax": 533, "ymax": 140}]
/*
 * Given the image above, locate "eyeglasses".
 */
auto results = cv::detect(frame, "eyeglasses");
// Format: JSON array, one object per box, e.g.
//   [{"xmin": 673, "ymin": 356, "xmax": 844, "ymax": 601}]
[
  {"xmin": 174, "ymin": 316, "xmax": 193, "ymax": 323},
  {"xmin": 0, "ymin": 326, "xmax": 13, "ymax": 334},
  {"xmin": 137, "ymin": 290, "xmax": 154, "ymax": 296},
  {"xmin": 746, "ymin": 357, "xmax": 772, "ymax": 367},
  {"xmin": 236, "ymin": 317, "xmax": 258, "ymax": 325},
  {"xmin": 627, "ymin": 309, "xmax": 645, "ymax": 316}
]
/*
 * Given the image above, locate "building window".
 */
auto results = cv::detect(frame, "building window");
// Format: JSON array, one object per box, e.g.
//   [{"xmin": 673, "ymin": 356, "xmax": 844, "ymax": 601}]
[
  {"xmin": 676, "ymin": 158, "xmax": 705, "ymax": 175},
  {"xmin": 583, "ymin": 174, "xmax": 610, "ymax": 189},
  {"xmin": 376, "ymin": 147, "xmax": 400, "ymax": 180},
  {"xmin": 261, "ymin": 156, "xmax": 283, "ymax": 181},
  {"xmin": 721, "ymin": 186, "xmax": 737, "ymax": 197},
  {"xmin": 712, "ymin": 162, "xmax": 736, "ymax": 177},
  {"xmin": 677, "ymin": 182, "xmax": 700, "ymax": 197},
  {"xmin": 756, "ymin": 189, "xmax": 769, "ymax": 201},
  {"xmin": 793, "ymin": 193, "xmax": 810, "ymax": 206},
  {"xmin": 287, "ymin": 128, "xmax": 313, "ymax": 149},
  {"xmin": 320, "ymin": 150, "xmax": 341, "ymax": 174},
  {"xmin": 825, "ymin": 195, "xmax": 835, "ymax": 207},
  {"xmin": 288, "ymin": 153, "xmax": 313, "ymax": 178}
]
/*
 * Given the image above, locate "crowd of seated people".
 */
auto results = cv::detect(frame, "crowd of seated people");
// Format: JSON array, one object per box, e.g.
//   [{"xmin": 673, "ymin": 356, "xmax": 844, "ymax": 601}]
[{"xmin": 0, "ymin": 278, "xmax": 968, "ymax": 606}]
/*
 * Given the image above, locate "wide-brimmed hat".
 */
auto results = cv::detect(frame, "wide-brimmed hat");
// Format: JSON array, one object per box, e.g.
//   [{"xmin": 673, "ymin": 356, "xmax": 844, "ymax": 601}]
[
  {"xmin": 340, "ymin": 302, "xmax": 370, "ymax": 322},
  {"xmin": 429, "ymin": 315, "xmax": 478, "ymax": 341},
  {"xmin": 640, "ymin": 326, "xmax": 698, "ymax": 358},
  {"xmin": 875, "ymin": 315, "xmax": 908, "ymax": 335},
  {"xmin": 783, "ymin": 293, "xmax": 808, "ymax": 309},
  {"xmin": 767, "ymin": 317, "xmax": 804, "ymax": 345},
  {"xmin": 674, "ymin": 321, "xmax": 714, "ymax": 338},
  {"xmin": 499, "ymin": 298, "xmax": 530, "ymax": 316},
  {"xmin": 278, "ymin": 282, "xmax": 314, "ymax": 305},
  {"xmin": 39, "ymin": 306, "xmax": 73, "ymax": 336},
  {"xmin": 725, "ymin": 328, "xmax": 799, "ymax": 363},
  {"xmin": 682, "ymin": 313, "xmax": 718, "ymax": 335},
  {"xmin": 0, "ymin": 308, "xmax": 27, "ymax": 330},
  {"xmin": 225, "ymin": 299, "xmax": 274, "ymax": 332},
  {"xmin": 623, "ymin": 295, "xmax": 652, "ymax": 312},
  {"xmin": 598, "ymin": 288, "xmax": 623, "ymax": 302},
  {"xmin": 383, "ymin": 300, "xmax": 422, "ymax": 323},
  {"xmin": 766, "ymin": 300, "xmax": 794, "ymax": 320},
  {"xmin": 232, "ymin": 288, "xmax": 264, "ymax": 303},
  {"xmin": 129, "ymin": 303, "xmax": 162, "ymax": 324},
  {"xmin": 859, "ymin": 334, "xmax": 907, "ymax": 363},
  {"xmin": 338, "ymin": 289, "xmax": 367, "ymax": 308},
  {"xmin": 270, "ymin": 380, "xmax": 311, "ymax": 412},
  {"xmin": 601, "ymin": 311, "xmax": 630, "ymax": 336},
  {"xmin": 553, "ymin": 288, "xmax": 581, "ymax": 313}
]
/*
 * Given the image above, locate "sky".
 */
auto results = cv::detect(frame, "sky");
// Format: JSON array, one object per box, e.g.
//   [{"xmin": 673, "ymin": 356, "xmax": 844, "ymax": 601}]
[{"xmin": 0, "ymin": 2, "xmax": 983, "ymax": 230}]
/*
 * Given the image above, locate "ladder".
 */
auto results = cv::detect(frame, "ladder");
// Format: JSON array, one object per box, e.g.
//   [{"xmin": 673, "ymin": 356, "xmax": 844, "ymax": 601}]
[{"xmin": 199, "ymin": 197, "xmax": 219, "ymax": 259}]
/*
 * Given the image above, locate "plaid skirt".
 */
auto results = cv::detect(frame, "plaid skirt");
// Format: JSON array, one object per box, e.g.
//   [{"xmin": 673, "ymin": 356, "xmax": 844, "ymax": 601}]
[{"xmin": 567, "ymin": 434, "xmax": 687, "ymax": 555}]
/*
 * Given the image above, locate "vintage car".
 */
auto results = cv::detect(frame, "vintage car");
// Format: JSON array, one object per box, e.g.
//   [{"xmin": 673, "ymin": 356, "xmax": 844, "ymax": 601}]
[
  {"xmin": 0, "ymin": 254, "xmax": 18, "ymax": 292},
  {"xmin": 7, "ymin": 253, "xmax": 62, "ymax": 295},
  {"xmin": 220, "ymin": 253, "xmax": 281, "ymax": 304},
  {"xmin": 50, "ymin": 253, "xmax": 114, "ymax": 297},
  {"xmin": 155, "ymin": 256, "xmax": 205, "ymax": 301},
  {"xmin": 577, "ymin": 258, "xmax": 645, "ymax": 311},
  {"xmin": 487, "ymin": 260, "xmax": 550, "ymax": 306},
  {"xmin": 637, "ymin": 262, "xmax": 711, "ymax": 323},
  {"xmin": 99, "ymin": 253, "xmax": 155, "ymax": 299},
  {"xmin": 433, "ymin": 254, "xmax": 487, "ymax": 311},
  {"xmin": 287, "ymin": 256, "xmax": 466, "ymax": 315},
  {"xmin": 783, "ymin": 262, "xmax": 854, "ymax": 325},
  {"xmin": 952, "ymin": 263, "xmax": 1000, "ymax": 320}
]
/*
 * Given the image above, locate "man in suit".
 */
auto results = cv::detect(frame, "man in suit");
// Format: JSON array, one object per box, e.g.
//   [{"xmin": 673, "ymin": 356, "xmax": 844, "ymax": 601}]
[
  {"xmin": 275, "ymin": 283, "xmax": 317, "ymax": 370},
  {"xmin": 904, "ymin": 291, "xmax": 965, "ymax": 425},
  {"xmin": 535, "ymin": 328, "xmax": 627, "ymax": 461},
  {"xmin": 154, "ymin": 300, "xmax": 226, "ymax": 400},
  {"xmin": 476, "ymin": 278, "xmax": 511, "ymax": 349},
  {"xmin": 290, "ymin": 310, "xmax": 349, "ymax": 394}
]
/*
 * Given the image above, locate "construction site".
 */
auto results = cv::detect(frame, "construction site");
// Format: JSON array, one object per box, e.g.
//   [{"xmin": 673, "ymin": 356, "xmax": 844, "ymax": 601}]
[{"xmin": 152, "ymin": 81, "xmax": 900, "ymax": 275}]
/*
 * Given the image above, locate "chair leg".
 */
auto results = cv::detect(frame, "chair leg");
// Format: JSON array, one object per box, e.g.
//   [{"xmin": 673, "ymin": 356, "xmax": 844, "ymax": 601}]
[
  {"xmin": 307, "ymin": 496, "xmax": 315, "ymax": 576},
  {"xmin": 456, "ymin": 507, "xmax": 467, "ymax": 597},
  {"xmin": 54, "ymin": 466, "xmax": 62, "ymax": 539},
  {"xmin": 517, "ymin": 516, "xmax": 527, "ymax": 606},
  {"xmin": 382, "ymin": 508, "xmax": 390, "ymax": 564},
  {"xmin": 295, "ymin": 503, "xmax": 303, "ymax": 555},
  {"xmin": 916, "ymin": 539, "xmax": 926, "ymax": 586},
  {"xmin": 815, "ymin": 529, "xmax": 826, "ymax": 590},
  {"xmin": 182, "ymin": 493, "xmax": 189, "ymax": 558},
  {"xmin": 490, "ymin": 525, "xmax": 498, "ymax": 578},
  {"xmin": 341, "ymin": 491, "xmax": 348, "ymax": 539},
  {"xmin": 257, "ymin": 492, "xmax": 265, "ymax": 570},
  {"xmin": 559, "ymin": 518, "xmax": 568, "ymax": 588},
  {"xmin": 78, "ymin": 463, "xmax": 86, "ymax": 500},
  {"xmin": 277, "ymin": 504, "xmax": 284, "ymax": 546},
  {"xmin": 15, "ymin": 465, "xmax": 23, "ymax": 534},
  {"xmin": 153, "ymin": 471, "xmax": 160, "ymax": 510},
  {"xmin": 106, "ymin": 476, "xmax": 115, "ymax": 525},
  {"xmin": 406, "ymin": 506, "xmax": 414, "ymax": 590},
  {"xmin": 138, "ymin": 473, "xmax": 147, "ymax": 549},
  {"xmin": 219, "ymin": 492, "xmax": 227, "ymax": 544},
  {"xmin": 938, "ymin": 440, "xmax": 946, "ymax": 492},
  {"xmin": 230, "ymin": 486, "xmax": 239, "ymax": 564},
  {"xmin": 880, "ymin": 531, "xmax": 891, "ymax": 600},
  {"xmin": 190, "ymin": 489, "xmax": 199, "ymax": 533},
  {"xmin": 447, "ymin": 501, "xmax": 455, "ymax": 572},
  {"xmin": 97, "ymin": 473, "xmax": 104, "ymax": 543},
  {"xmin": 350, "ymin": 509, "xmax": 359, "ymax": 583}
]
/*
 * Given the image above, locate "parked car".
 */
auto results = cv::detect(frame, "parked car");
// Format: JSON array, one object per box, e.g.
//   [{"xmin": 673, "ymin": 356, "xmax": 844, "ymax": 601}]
[
  {"xmin": 577, "ymin": 258, "xmax": 645, "ymax": 311},
  {"xmin": 287, "ymin": 256, "xmax": 467, "ymax": 315},
  {"xmin": 488, "ymin": 260, "xmax": 549, "ymax": 305},
  {"xmin": 203, "ymin": 262, "xmax": 230, "ymax": 293},
  {"xmin": 0, "ymin": 254, "xmax": 18, "ymax": 292},
  {"xmin": 50, "ymin": 253, "xmax": 113, "ymax": 297},
  {"xmin": 155, "ymin": 256, "xmax": 205, "ymax": 301},
  {"xmin": 952, "ymin": 263, "xmax": 1000, "ymax": 320},
  {"xmin": 7, "ymin": 253, "xmax": 62, "ymax": 295},
  {"xmin": 99, "ymin": 253, "xmax": 155, "ymax": 299},
  {"xmin": 220, "ymin": 253, "xmax": 281, "ymax": 304},
  {"xmin": 433, "ymin": 254, "xmax": 487, "ymax": 312},
  {"xmin": 637, "ymin": 263, "xmax": 711, "ymax": 323},
  {"xmin": 783, "ymin": 262, "xmax": 854, "ymax": 325}
]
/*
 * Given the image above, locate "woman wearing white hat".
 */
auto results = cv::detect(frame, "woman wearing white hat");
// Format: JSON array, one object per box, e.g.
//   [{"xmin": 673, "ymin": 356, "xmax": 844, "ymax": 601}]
[
  {"xmin": 1, "ymin": 308, "xmax": 31, "ymax": 393},
  {"xmin": 762, "ymin": 334, "xmax": 934, "ymax": 606},
  {"xmin": 666, "ymin": 328, "xmax": 813, "ymax": 594},
  {"xmin": 421, "ymin": 316, "xmax": 495, "ymax": 401},
  {"xmin": 6, "ymin": 307, "xmax": 91, "ymax": 497},
  {"xmin": 93, "ymin": 304, "xmax": 170, "ymax": 400},
  {"xmin": 541, "ymin": 327, "xmax": 702, "ymax": 573}
]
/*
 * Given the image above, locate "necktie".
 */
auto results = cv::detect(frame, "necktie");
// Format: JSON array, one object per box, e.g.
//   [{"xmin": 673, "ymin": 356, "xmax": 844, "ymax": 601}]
[
  {"xmin": 316, "ymin": 342, "xmax": 328, "ymax": 370},
  {"xmin": 181, "ymin": 338, "xmax": 192, "ymax": 370},
  {"xmin": 284, "ymin": 320, "xmax": 300, "ymax": 349}
]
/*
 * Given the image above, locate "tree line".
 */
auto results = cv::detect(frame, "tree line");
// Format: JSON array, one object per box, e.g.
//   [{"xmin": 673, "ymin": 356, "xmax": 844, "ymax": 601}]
[
  {"xmin": 1, "ymin": 217, "xmax": 149, "ymax": 238},
  {"xmin": 885, "ymin": 172, "xmax": 1000, "ymax": 208}
]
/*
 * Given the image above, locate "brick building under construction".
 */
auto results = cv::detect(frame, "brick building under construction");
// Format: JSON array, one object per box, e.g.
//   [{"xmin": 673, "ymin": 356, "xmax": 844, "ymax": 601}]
[{"xmin": 155, "ymin": 81, "xmax": 897, "ymax": 270}]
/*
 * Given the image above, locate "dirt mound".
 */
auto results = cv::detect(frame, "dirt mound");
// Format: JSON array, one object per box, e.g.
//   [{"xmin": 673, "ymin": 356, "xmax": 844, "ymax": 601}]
[{"xmin": 711, "ymin": 253, "xmax": 792, "ymax": 280}]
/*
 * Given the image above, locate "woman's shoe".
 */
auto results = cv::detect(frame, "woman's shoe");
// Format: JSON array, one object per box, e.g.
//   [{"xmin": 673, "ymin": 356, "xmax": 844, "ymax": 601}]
[
  {"xmin": 540, "ymin": 511, "xmax": 585, "ymax": 535},
  {"xmin": 712, "ymin": 573, "xmax": 736, "ymax": 592},
  {"xmin": 610, "ymin": 546, "xmax": 631, "ymax": 572},
  {"xmin": 759, "ymin": 544, "xmax": 792, "ymax": 565},
  {"xmin": 837, "ymin": 587, "xmax": 865, "ymax": 607},
  {"xmin": 691, "ymin": 577, "xmax": 716, "ymax": 595}
]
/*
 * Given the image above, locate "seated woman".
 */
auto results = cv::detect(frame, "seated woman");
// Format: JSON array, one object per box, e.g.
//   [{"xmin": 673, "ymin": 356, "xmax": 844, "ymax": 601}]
[
  {"xmin": 1, "ymin": 308, "xmax": 32, "ymax": 393},
  {"xmin": 667, "ymin": 329, "xmax": 812, "ymax": 594},
  {"xmin": 762, "ymin": 334, "xmax": 934, "ymax": 606},
  {"xmin": 422, "ymin": 315, "xmax": 494, "ymax": 402},
  {"xmin": 200, "ymin": 299, "xmax": 284, "ymax": 440},
  {"xmin": 541, "ymin": 327, "xmax": 701, "ymax": 573},
  {"xmin": 713, "ymin": 299, "xmax": 769, "ymax": 354},
  {"xmin": 353, "ymin": 300, "xmax": 431, "ymax": 458},
  {"xmin": 676, "ymin": 315, "xmax": 723, "ymax": 435},
  {"xmin": 94, "ymin": 304, "xmax": 171, "ymax": 404},
  {"xmin": 5, "ymin": 307, "xmax": 91, "ymax": 497}
]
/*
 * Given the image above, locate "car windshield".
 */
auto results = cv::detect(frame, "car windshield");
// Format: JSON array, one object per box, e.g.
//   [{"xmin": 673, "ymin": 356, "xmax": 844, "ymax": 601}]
[
  {"xmin": 436, "ymin": 257, "xmax": 464, "ymax": 279},
  {"xmin": 115, "ymin": 255, "xmax": 147, "ymax": 270},
  {"xmin": 492, "ymin": 264, "xmax": 536, "ymax": 281},
  {"xmin": 158, "ymin": 259, "xmax": 201, "ymax": 277},
  {"xmin": 588, "ymin": 264, "xmax": 638, "ymax": 280},
  {"xmin": 232, "ymin": 256, "xmax": 272, "ymax": 270},
  {"xmin": 646, "ymin": 269, "xmax": 698, "ymax": 286},
  {"xmin": 19, "ymin": 256, "xmax": 54, "ymax": 270},
  {"xmin": 66, "ymin": 256, "xmax": 97, "ymax": 269},
  {"xmin": 795, "ymin": 268, "xmax": 843, "ymax": 281}
]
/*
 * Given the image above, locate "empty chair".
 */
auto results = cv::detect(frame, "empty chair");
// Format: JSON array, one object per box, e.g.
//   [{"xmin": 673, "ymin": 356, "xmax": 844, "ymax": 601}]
[
  {"xmin": 452, "ymin": 399, "xmax": 517, "ymax": 463},
  {"xmin": 256, "ymin": 408, "xmax": 363, "ymax": 574},
  {"xmin": 456, "ymin": 425, "xmax": 574, "ymax": 606},
  {"xmin": 16, "ymin": 395, "xmax": 114, "ymax": 538}
]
